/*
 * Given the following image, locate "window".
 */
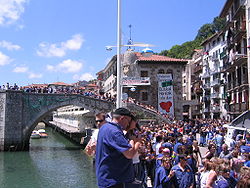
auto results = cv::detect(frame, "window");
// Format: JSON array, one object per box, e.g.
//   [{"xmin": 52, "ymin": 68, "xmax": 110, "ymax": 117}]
[
  {"xmin": 141, "ymin": 91, "xmax": 148, "ymax": 101},
  {"xmin": 158, "ymin": 69, "xmax": 165, "ymax": 74},
  {"xmin": 141, "ymin": 71, "xmax": 148, "ymax": 77},
  {"xmin": 166, "ymin": 69, "xmax": 173, "ymax": 74}
]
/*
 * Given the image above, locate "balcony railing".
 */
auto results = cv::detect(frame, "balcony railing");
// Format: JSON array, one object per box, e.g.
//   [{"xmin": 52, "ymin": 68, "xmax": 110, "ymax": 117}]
[
  {"xmin": 233, "ymin": 54, "xmax": 247, "ymax": 65},
  {"xmin": 193, "ymin": 65, "xmax": 202, "ymax": 73},
  {"xmin": 202, "ymin": 96, "xmax": 210, "ymax": 102},
  {"xmin": 210, "ymin": 67, "xmax": 221, "ymax": 74},
  {"xmin": 220, "ymin": 51, "xmax": 227, "ymax": 60},
  {"xmin": 202, "ymin": 72, "xmax": 210, "ymax": 78},
  {"xmin": 211, "ymin": 56, "xmax": 219, "ymax": 62},
  {"xmin": 203, "ymin": 108, "xmax": 210, "ymax": 113},
  {"xmin": 211, "ymin": 79, "xmax": 220, "ymax": 87},
  {"xmin": 203, "ymin": 83, "xmax": 210, "ymax": 89}
]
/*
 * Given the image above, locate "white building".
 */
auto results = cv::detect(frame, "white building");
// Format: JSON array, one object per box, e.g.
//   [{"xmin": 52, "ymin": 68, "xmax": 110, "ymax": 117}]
[{"xmin": 201, "ymin": 32, "xmax": 228, "ymax": 119}]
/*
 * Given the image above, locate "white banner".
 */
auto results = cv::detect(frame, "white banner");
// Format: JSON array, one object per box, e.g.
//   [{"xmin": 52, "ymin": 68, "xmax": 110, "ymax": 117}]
[
  {"xmin": 122, "ymin": 77, "xmax": 150, "ymax": 86},
  {"xmin": 157, "ymin": 74, "xmax": 174, "ymax": 117}
]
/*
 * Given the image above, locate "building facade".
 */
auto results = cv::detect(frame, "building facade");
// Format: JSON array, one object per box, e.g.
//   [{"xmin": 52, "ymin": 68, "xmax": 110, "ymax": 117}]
[
  {"xmin": 201, "ymin": 32, "xmax": 228, "ymax": 119},
  {"xmin": 182, "ymin": 49, "xmax": 203, "ymax": 120},
  {"xmin": 98, "ymin": 50, "xmax": 188, "ymax": 120},
  {"xmin": 220, "ymin": 0, "xmax": 249, "ymax": 120}
]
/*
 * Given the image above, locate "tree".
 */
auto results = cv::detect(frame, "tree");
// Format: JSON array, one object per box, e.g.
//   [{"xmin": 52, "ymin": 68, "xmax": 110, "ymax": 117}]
[
  {"xmin": 195, "ymin": 23, "xmax": 214, "ymax": 40},
  {"xmin": 212, "ymin": 16, "xmax": 226, "ymax": 33},
  {"xmin": 158, "ymin": 16, "xmax": 225, "ymax": 59}
]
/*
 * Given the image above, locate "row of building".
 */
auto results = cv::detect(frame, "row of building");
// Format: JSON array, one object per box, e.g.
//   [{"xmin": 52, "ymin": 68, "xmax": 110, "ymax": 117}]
[
  {"xmin": 183, "ymin": 0, "xmax": 250, "ymax": 121},
  {"xmin": 96, "ymin": 0, "xmax": 250, "ymax": 121}
]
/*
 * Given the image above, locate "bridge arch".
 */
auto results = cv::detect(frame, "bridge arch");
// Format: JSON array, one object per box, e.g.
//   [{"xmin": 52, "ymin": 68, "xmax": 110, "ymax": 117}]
[{"xmin": 0, "ymin": 91, "xmax": 114, "ymax": 151}]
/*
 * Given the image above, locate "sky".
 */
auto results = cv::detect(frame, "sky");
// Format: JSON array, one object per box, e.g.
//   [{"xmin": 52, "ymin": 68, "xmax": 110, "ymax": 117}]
[{"xmin": 0, "ymin": 0, "xmax": 226, "ymax": 86}]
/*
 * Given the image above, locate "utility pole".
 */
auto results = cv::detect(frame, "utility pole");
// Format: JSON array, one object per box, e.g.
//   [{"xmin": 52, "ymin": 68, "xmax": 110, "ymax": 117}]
[
  {"xmin": 116, "ymin": 0, "xmax": 122, "ymax": 108},
  {"xmin": 246, "ymin": 0, "xmax": 250, "ymax": 110}
]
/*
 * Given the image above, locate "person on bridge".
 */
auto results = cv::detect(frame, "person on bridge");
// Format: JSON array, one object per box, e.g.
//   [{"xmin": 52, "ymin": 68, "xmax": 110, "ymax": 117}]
[{"xmin": 95, "ymin": 108, "xmax": 141, "ymax": 188}]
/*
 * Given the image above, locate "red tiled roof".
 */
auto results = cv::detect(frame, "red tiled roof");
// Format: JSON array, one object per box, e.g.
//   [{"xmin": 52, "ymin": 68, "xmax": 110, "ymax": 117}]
[
  {"xmin": 23, "ymin": 83, "xmax": 48, "ymax": 88},
  {"xmin": 134, "ymin": 52, "xmax": 189, "ymax": 62},
  {"xmin": 87, "ymin": 84, "xmax": 97, "ymax": 87},
  {"xmin": 194, "ymin": 49, "xmax": 202, "ymax": 52},
  {"xmin": 50, "ymin": 82, "xmax": 72, "ymax": 86}
]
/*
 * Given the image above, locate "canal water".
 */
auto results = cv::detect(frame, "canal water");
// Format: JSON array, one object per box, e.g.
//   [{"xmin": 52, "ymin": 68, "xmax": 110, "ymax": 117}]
[{"xmin": 0, "ymin": 127, "xmax": 98, "ymax": 188}]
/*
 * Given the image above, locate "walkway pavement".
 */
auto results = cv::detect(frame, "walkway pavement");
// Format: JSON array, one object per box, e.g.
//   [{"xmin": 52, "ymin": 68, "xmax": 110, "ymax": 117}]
[{"xmin": 49, "ymin": 121, "xmax": 80, "ymax": 133}]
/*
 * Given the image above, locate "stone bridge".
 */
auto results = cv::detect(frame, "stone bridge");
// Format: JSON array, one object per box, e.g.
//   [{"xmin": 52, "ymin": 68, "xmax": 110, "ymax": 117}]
[
  {"xmin": 0, "ymin": 90, "xmax": 171, "ymax": 151},
  {"xmin": 0, "ymin": 90, "xmax": 114, "ymax": 151}
]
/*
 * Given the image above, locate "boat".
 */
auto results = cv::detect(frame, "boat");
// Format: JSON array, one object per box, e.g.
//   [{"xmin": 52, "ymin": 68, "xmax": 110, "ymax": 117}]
[
  {"xmin": 38, "ymin": 129, "xmax": 46, "ymax": 133},
  {"xmin": 38, "ymin": 129, "xmax": 48, "ymax": 138},
  {"xmin": 39, "ymin": 132, "xmax": 48, "ymax": 138},
  {"xmin": 31, "ymin": 130, "xmax": 41, "ymax": 139}
]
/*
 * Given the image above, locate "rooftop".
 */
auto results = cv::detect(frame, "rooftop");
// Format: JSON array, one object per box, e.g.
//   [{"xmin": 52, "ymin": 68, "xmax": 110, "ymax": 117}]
[
  {"xmin": 49, "ymin": 82, "xmax": 72, "ymax": 86},
  {"xmin": 134, "ymin": 52, "xmax": 189, "ymax": 62}
]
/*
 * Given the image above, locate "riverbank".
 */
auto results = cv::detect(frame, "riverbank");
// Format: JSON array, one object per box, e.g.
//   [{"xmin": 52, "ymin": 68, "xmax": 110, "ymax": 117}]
[{"xmin": 46, "ymin": 121, "xmax": 92, "ymax": 148}]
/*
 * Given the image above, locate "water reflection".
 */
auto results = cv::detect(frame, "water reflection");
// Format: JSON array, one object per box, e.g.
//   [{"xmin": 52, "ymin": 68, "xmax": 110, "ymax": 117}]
[{"xmin": 0, "ymin": 127, "xmax": 97, "ymax": 188}]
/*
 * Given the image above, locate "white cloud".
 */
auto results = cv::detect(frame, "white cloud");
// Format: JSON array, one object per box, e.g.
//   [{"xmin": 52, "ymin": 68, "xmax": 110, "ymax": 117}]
[
  {"xmin": 13, "ymin": 66, "xmax": 28, "ymax": 73},
  {"xmin": 0, "ymin": 51, "xmax": 12, "ymax": 65},
  {"xmin": 37, "ymin": 34, "xmax": 84, "ymax": 57},
  {"xmin": 0, "ymin": 0, "xmax": 28, "ymax": 26},
  {"xmin": 37, "ymin": 43, "xmax": 66, "ymax": 57},
  {"xmin": 46, "ymin": 59, "xmax": 83, "ymax": 73},
  {"xmin": 73, "ymin": 73, "xmax": 95, "ymax": 81},
  {"xmin": 0, "ymin": 40, "xmax": 21, "ymax": 50},
  {"xmin": 63, "ymin": 34, "xmax": 84, "ymax": 50},
  {"xmin": 28, "ymin": 72, "xmax": 43, "ymax": 79}
]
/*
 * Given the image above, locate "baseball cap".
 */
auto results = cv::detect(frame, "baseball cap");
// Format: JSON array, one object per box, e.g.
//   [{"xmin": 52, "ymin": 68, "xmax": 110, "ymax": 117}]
[{"xmin": 113, "ymin": 108, "xmax": 132, "ymax": 117}]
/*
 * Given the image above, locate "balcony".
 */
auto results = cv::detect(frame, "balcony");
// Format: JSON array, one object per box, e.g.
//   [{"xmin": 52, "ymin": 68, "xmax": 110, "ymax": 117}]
[
  {"xmin": 193, "ymin": 65, "xmax": 202, "ymax": 73},
  {"xmin": 229, "ymin": 103, "xmax": 240, "ymax": 113},
  {"xmin": 192, "ymin": 109, "xmax": 201, "ymax": 115},
  {"xmin": 241, "ymin": 102, "xmax": 249, "ymax": 112},
  {"xmin": 211, "ymin": 79, "xmax": 220, "ymax": 87},
  {"xmin": 202, "ymin": 96, "xmax": 210, "ymax": 102},
  {"xmin": 220, "ymin": 51, "xmax": 227, "ymax": 60},
  {"xmin": 211, "ymin": 56, "xmax": 219, "ymax": 62},
  {"xmin": 211, "ymin": 106, "xmax": 220, "ymax": 113},
  {"xmin": 202, "ymin": 72, "xmax": 210, "ymax": 78},
  {"xmin": 203, "ymin": 107, "xmax": 210, "ymax": 113},
  {"xmin": 210, "ymin": 67, "xmax": 221, "ymax": 75},
  {"xmin": 211, "ymin": 92, "xmax": 220, "ymax": 99},
  {"xmin": 203, "ymin": 83, "xmax": 211, "ymax": 89},
  {"xmin": 233, "ymin": 54, "xmax": 247, "ymax": 66},
  {"xmin": 228, "ymin": 103, "xmax": 249, "ymax": 113}
]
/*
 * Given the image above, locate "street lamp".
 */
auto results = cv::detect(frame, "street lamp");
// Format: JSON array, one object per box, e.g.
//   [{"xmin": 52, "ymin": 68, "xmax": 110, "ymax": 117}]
[
  {"xmin": 111, "ymin": 0, "xmax": 154, "ymax": 108},
  {"xmin": 116, "ymin": 0, "xmax": 122, "ymax": 108}
]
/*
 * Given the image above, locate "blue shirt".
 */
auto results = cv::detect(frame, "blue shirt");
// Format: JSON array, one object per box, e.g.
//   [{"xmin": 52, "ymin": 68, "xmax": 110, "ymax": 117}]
[
  {"xmin": 214, "ymin": 134, "xmax": 224, "ymax": 147},
  {"xmin": 154, "ymin": 166, "xmax": 172, "ymax": 188},
  {"xmin": 95, "ymin": 122, "xmax": 134, "ymax": 188},
  {"xmin": 174, "ymin": 142, "xmax": 183, "ymax": 154},
  {"xmin": 240, "ymin": 145, "xmax": 250, "ymax": 153},
  {"xmin": 171, "ymin": 164, "xmax": 194, "ymax": 188}
]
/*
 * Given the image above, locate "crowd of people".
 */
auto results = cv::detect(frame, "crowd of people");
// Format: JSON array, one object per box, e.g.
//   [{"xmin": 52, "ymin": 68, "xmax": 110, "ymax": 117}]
[
  {"xmin": 0, "ymin": 83, "xmax": 116, "ymax": 103},
  {"xmin": 2, "ymin": 83, "xmax": 250, "ymax": 187},
  {"xmin": 86, "ymin": 108, "xmax": 250, "ymax": 188}
]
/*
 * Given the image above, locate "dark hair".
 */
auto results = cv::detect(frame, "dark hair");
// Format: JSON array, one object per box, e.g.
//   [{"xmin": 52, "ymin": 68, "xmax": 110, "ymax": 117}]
[
  {"xmin": 96, "ymin": 113, "xmax": 106, "ymax": 120},
  {"xmin": 178, "ymin": 154, "xmax": 187, "ymax": 161},
  {"xmin": 156, "ymin": 135, "xmax": 163, "ymax": 143}
]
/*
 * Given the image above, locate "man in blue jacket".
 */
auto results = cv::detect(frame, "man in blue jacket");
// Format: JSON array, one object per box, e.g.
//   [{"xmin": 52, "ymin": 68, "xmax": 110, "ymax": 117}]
[
  {"xmin": 95, "ymin": 108, "xmax": 141, "ymax": 188},
  {"xmin": 171, "ymin": 155, "xmax": 194, "ymax": 188}
]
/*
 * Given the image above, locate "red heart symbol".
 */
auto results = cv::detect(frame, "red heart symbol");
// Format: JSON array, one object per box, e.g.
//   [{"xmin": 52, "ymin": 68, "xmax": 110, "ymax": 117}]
[{"xmin": 160, "ymin": 102, "xmax": 172, "ymax": 112}]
